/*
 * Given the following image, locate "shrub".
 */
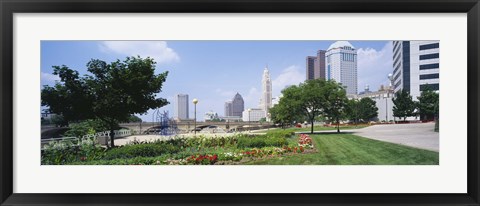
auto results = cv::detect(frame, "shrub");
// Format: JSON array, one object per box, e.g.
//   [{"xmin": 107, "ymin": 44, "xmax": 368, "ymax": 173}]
[
  {"xmin": 41, "ymin": 137, "xmax": 104, "ymax": 165},
  {"xmin": 103, "ymin": 143, "xmax": 180, "ymax": 160},
  {"xmin": 236, "ymin": 135, "xmax": 288, "ymax": 149},
  {"xmin": 64, "ymin": 119, "xmax": 109, "ymax": 138}
]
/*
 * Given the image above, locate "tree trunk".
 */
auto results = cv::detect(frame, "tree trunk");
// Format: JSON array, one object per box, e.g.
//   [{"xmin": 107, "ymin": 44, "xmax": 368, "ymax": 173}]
[
  {"xmin": 310, "ymin": 118, "xmax": 314, "ymax": 134},
  {"xmin": 110, "ymin": 128, "xmax": 115, "ymax": 148},
  {"xmin": 337, "ymin": 117, "xmax": 340, "ymax": 133}
]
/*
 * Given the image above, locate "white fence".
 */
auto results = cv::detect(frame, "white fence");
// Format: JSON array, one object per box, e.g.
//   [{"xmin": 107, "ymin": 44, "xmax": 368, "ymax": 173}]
[{"xmin": 41, "ymin": 129, "xmax": 132, "ymax": 148}]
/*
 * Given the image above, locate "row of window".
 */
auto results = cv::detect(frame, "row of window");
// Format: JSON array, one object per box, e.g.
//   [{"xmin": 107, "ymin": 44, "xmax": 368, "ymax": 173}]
[
  {"xmin": 393, "ymin": 41, "xmax": 401, "ymax": 53},
  {"xmin": 394, "ymin": 71, "xmax": 402, "ymax": 81},
  {"xmin": 419, "ymin": 43, "xmax": 439, "ymax": 50},
  {"xmin": 419, "ymin": 73, "xmax": 439, "ymax": 80},
  {"xmin": 342, "ymin": 53, "xmax": 355, "ymax": 62},
  {"xmin": 419, "ymin": 53, "xmax": 439, "ymax": 60},
  {"xmin": 420, "ymin": 83, "xmax": 439, "ymax": 91},
  {"xmin": 420, "ymin": 63, "xmax": 439, "ymax": 70}
]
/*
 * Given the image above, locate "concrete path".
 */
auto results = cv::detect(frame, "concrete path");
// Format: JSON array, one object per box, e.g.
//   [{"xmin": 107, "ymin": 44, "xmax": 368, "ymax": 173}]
[{"xmin": 350, "ymin": 123, "xmax": 439, "ymax": 152}]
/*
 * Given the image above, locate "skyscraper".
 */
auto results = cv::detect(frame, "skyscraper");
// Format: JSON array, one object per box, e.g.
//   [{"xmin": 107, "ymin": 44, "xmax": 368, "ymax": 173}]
[
  {"xmin": 306, "ymin": 50, "xmax": 326, "ymax": 80},
  {"xmin": 315, "ymin": 50, "xmax": 326, "ymax": 80},
  {"xmin": 306, "ymin": 56, "xmax": 316, "ymax": 80},
  {"xmin": 259, "ymin": 66, "xmax": 272, "ymax": 113},
  {"xmin": 231, "ymin": 93, "xmax": 244, "ymax": 117},
  {"xmin": 174, "ymin": 94, "xmax": 189, "ymax": 120},
  {"xmin": 392, "ymin": 41, "xmax": 439, "ymax": 100},
  {"xmin": 224, "ymin": 101, "xmax": 233, "ymax": 116},
  {"xmin": 326, "ymin": 41, "xmax": 358, "ymax": 95}
]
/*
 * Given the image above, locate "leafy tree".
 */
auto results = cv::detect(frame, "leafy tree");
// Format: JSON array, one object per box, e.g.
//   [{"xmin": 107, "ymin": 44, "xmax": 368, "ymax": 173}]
[
  {"xmin": 345, "ymin": 99, "xmax": 360, "ymax": 125},
  {"xmin": 127, "ymin": 115, "xmax": 143, "ymax": 123},
  {"xmin": 269, "ymin": 91, "xmax": 303, "ymax": 129},
  {"xmin": 272, "ymin": 79, "xmax": 347, "ymax": 134},
  {"xmin": 41, "ymin": 56, "xmax": 169, "ymax": 147},
  {"xmin": 322, "ymin": 82, "xmax": 348, "ymax": 133},
  {"xmin": 416, "ymin": 86, "xmax": 439, "ymax": 121},
  {"xmin": 358, "ymin": 97, "xmax": 378, "ymax": 121},
  {"xmin": 392, "ymin": 89, "xmax": 416, "ymax": 121}
]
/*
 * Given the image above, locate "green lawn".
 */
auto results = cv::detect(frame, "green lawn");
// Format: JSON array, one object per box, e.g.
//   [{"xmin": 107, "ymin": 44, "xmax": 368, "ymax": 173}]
[
  {"xmin": 255, "ymin": 125, "xmax": 369, "ymax": 134},
  {"xmin": 246, "ymin": 133, "xmax": 439, "ymax": 165}
]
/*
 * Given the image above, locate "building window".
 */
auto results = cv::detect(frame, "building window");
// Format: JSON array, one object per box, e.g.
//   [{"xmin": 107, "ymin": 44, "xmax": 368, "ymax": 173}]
[
  {"xmin": 419, "ymin": 63, "xmax": 440, "ymax": 70},
  {"xmin": 419, "ymin": 53, "xmax": 439, "ymax": 60},
  {"xmin": 419, "ymin": 73, "xmax": 439, "ymax": 80},
  {"xmin": 420, "ymin": 83, "xmax": 439, "ymax": 91},
  {"xmin": 419, "ymin": 43, "xmax": 439, "ymax": 50}
]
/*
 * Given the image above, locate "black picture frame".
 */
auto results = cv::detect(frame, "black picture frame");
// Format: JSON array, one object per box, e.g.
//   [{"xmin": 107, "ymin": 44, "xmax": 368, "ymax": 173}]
[{"xmin": 1, "ymin": 0, "xmax": 479, "ymax": 205}]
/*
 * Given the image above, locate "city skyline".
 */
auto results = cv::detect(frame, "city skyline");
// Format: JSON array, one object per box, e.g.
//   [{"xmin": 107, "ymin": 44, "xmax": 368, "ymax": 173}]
[{"xmin": 41, "ymin": 40, "xmax": 392, "ymax": 121}]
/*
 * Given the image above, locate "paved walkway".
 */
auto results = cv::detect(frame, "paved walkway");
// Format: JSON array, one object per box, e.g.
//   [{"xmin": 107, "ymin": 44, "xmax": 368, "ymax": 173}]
[{"xmin": 349, "ymin": 123, "xmax": 439, "ymax": 152}]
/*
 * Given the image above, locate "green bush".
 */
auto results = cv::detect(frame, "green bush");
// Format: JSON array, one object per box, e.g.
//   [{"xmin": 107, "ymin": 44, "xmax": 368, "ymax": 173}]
[
  {"xmin": 265, "ymin": 130, "xmax": 295, "ymax": 139},
  {"xmin": 236, "ymin": 135, "xmax": 288, "ymax": 149},
  {"xmin": 41, "ymin": 138, "xmax": 104, "ymax": 165},
  {"xmin": 71, "ymin": 156, "xmax": 169, "ymax": 165},
  {"xmin": 64, "ymin": 119, "xmax": 109, "ymax": 138},
  {"xmin": 103, "ymin": 143, "xmax": 180, "ymax": 160}
]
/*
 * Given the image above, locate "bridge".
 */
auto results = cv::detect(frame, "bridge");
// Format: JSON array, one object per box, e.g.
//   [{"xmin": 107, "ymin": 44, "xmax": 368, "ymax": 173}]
[{"xmin": 119, "ymin": 121, "xmax": 274, "ymax": 134}]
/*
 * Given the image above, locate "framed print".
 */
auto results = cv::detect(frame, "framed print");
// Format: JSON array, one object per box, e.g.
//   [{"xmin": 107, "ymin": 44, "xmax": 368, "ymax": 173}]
[{"xmin": 1, "ymin": 0, "xmax": 479, "ymax": 205}]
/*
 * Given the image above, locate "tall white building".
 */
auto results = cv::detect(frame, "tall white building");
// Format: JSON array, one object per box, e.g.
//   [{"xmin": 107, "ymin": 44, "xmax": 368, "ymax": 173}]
[
  {"xmin": 392, "ymin": 41, "xmax": 439, "ymax": 100},
  {"xmin": 259, "ymin": 66, "xmax": 272, "ymax": 113},
  {"xmin": 326, "ymin": 41, "xmax": 358, "ymax": 95},
  {"xmin": 175, "ymin": 94, "xmax": 189, "ymax": 120}
]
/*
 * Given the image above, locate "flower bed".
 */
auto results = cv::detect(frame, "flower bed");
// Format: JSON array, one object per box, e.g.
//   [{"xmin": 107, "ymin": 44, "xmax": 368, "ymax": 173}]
[{"xmin": 43, "ymin": 132, "xmax": 313, "ymax": 165}]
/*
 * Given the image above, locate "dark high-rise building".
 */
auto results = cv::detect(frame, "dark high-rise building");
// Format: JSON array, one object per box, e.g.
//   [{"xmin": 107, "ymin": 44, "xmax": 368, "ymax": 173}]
[
  {"xmin": 315, "ymin": 50, "xmax": 326, "ymax": 80},
  {"xmin": 306, "ymin": 56, "xmax": 316, "ymax": 80},
  {"xmin": 306, "ymin": 50, "xmax": 326, "ymax": 80},
  {"xmin": 231, "ymin": 93, "xmax": 244, "ymax": 117}
]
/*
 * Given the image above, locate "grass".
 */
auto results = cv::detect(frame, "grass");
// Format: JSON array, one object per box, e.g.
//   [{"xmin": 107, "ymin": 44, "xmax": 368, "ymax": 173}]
[
  {"xmin": 254, "ymin": 125, "xmax": 369, "ymax": 134},
  {"xmin": 246, "ymin": 133, "xmax": 439, "ymax": 165}
]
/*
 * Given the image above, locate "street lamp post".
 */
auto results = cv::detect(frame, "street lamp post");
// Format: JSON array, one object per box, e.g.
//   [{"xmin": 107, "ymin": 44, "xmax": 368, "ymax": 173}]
[{"xmin": 193, "ymin": 98, "xmax": 198, "ymax": 135}]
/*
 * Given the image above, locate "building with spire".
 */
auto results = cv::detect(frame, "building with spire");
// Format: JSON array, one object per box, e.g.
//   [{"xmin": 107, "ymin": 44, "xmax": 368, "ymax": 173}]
[{"xmin": 259, "ymin": 66, "xmax": 272, "ymax": 115}]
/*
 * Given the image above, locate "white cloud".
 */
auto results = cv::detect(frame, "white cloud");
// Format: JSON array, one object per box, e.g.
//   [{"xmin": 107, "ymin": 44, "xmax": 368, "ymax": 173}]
[
  {"xmin": 272, "ymin": 65, "xmax": 304, "ymax": 97},
  {"xmin": 243, "ymin": 87, "xmax": 262, "ymax": 109},
  {"xmin": 357, "ymin": 42, "xmax": 394, "ymax": 91},
  {"xmin": 41, "ymin": 72, "xmax": 60, "ymax": 85},
  {"xmin": 99, "ymin": 41, "xmax": 180, "ymax": 64}
]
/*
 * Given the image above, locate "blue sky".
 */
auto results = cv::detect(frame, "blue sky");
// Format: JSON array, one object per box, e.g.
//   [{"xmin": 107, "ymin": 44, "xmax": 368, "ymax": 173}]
[{"xmin": 41, "ymin": 40, "xmax": 394, "ymax": 121}]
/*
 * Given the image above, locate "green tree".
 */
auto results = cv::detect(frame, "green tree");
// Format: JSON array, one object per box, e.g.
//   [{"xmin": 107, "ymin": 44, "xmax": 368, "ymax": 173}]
[
  {"xmin": 269, "ymin": 91, "xmax": 303, "ymax": 129},
  {"xmin": 416, "ymin": 86, "xmax": 439, "ymax": 121},
  {"xmin": 345, "ymin": 99, "xmax": 360, "ymax": 125},
  {"xmin": 41, "ymin": 56, "xmax": 169, "ymax": 147},
  {"xmin": 358, "ymin": 97, "xmax": 378, "ymax": 121},
  {"xmin": 392, "ymin": 89, "xmax": 416, "ymax": 121},
  {"xmin": 322, "ymin": 82, "xmax": 348, "ymax": 133},
  {"xmin": 272, "ymin": 79, "xmax": 347, "ymax": 134},
  {"xmin": 127, "ymin": 115, "xmax": 143, "ymax": 123}
]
